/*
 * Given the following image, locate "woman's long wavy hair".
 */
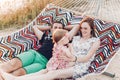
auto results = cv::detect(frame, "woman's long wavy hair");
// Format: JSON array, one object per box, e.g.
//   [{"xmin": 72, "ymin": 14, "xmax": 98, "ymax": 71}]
[{"xmin": 79, "ymin": 17, "xmax": 96, "ymax": 37}]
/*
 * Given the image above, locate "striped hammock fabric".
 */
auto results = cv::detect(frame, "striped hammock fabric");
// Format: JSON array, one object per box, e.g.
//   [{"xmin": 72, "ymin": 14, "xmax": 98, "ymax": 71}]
[{"xmin": 0, "ymin": 4, "xmax": 120, "ymax": 78}]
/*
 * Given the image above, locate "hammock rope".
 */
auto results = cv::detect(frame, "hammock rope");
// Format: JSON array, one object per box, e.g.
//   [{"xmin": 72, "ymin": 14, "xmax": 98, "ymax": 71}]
[{"xmin": 52, "ymin": 0, "xmax": 120, "ymax": 24}]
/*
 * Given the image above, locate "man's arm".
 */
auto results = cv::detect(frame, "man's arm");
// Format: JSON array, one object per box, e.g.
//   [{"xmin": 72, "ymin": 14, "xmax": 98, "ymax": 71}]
[
  {"xmin": 33, "ymin": 25, "xmax": 51, "ymax": 31},
  {"xmin": 32, "ymin": 25, "xmax": 51, "ymax": 40}
]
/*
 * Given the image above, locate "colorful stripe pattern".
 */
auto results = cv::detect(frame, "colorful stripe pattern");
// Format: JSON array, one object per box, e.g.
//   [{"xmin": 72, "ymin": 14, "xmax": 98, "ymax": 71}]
[
  {"xmin": 0, "ymin": 5, "xmax": 72, "ymax": 61},
  {"xmin": 0, "ymin": 26, "xmax": 41, "ymax": 61},
  {"xmin": 70, "ymin": 17, "xmax": 120, "ymax": 78},
  {"xmin": 88, "ymin": 19, "xmax": 120, "ymax": 74},
  {"xmin": 37, "ymin": 5, "xmax": 73, "ymax": 26},
  {"xmin": 0, "ymin": 4, "xmax": 120, "ymax": 78}
]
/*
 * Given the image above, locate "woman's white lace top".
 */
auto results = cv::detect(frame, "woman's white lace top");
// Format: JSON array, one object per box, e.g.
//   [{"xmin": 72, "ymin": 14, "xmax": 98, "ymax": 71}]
[{"xmin": 72, "ymin": 36, "xmax": 99, "ymax": 77}]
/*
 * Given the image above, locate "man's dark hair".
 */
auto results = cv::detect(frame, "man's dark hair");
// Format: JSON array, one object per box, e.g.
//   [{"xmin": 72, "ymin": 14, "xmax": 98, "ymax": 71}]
[{"xmin": 53, "ymin": 20, "xmax": 65, "ymax": 28}]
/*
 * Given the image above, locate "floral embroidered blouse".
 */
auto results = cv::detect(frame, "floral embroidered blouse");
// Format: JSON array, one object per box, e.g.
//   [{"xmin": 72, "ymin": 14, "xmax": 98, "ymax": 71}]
[
  {"xmin": 46, "ymin": 44, "xmax": 69, "ymax": 71},
  {"xmin": 72, "ymin": 36, "xmax": 99, "ymax": 78}
]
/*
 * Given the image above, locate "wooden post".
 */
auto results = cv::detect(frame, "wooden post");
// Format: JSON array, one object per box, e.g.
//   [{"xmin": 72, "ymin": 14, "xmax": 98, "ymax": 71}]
[{"xmin": 102, "ymin": 72, "xmax": 115, "ymax": 78}]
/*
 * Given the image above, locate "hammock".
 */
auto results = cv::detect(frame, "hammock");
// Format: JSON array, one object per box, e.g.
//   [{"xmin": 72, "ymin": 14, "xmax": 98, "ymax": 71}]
[
  {"xmin": 52, "ymin": 0, "xmax": 120, "ymax": 24},
  {"xmin": 0, "ymin": 4, "xmax": 120, "ymax": 79}
]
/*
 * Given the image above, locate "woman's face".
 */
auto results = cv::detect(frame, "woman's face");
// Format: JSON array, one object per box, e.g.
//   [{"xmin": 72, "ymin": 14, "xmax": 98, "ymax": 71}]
[{"xmin": 80, "ymin": 22, "xmax": 91, "ymax": 37}]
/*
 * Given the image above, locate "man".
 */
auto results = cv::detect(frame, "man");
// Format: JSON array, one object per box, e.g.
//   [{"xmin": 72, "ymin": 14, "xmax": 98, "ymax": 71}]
[{"xmin": 0, "ymin": 21, "xmax": 79, "ymax": 78}]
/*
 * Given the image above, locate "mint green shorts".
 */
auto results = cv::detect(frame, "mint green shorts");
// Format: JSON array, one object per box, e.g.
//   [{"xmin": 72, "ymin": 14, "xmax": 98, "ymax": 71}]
[{"xmin": 17, "ymin": 49, "xmax": 48, "ymax": 74}]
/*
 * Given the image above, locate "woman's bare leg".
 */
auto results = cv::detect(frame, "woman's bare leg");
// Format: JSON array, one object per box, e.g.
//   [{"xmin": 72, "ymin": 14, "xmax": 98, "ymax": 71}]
[
  {"xmin": 0, "ymin": 58, "xmax": 22, "ymax": 72},
  {"xmin": 1, "ymin": 67, "xmax": 74, "ymax": 80},
  {"xmin": 46, "ymin": 67, "xmax": 74, "ymax": 79}
]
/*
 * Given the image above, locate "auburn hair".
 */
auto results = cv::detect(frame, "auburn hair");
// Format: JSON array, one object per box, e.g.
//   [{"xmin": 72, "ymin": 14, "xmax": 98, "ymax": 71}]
[{"xmin": 79, "ymin": 17, "xmax": 96, "ymax": 37}]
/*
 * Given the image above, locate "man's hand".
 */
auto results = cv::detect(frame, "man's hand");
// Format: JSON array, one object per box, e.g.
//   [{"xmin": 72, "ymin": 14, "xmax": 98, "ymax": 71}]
[{"xmin": 32, "ymin": 25, "xmax": 44, "ymax": 40}]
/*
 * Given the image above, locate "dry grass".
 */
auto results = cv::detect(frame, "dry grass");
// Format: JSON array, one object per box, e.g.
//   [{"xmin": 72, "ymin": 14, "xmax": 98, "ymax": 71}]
[{"xmin": 0, "ymin": 0, "xmax": 53, "ymax": 30}]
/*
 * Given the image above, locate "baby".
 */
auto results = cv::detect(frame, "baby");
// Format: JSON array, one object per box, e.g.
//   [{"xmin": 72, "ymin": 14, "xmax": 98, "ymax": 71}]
[{"xmin": 47, "ymin": 29, "xmax": 75, "ymax": 70}]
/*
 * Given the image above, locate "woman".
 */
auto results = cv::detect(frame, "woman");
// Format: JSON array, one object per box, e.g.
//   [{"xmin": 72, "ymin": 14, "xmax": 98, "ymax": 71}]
[{"xmin": 1, "ymin": 17, "xmax": 100, "ymax": 80}]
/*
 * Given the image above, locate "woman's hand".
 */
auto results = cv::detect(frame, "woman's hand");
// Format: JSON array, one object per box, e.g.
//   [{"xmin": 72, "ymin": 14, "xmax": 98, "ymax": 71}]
[{"xmin": 58, "ymin": 47, "xmax": 75, "ymax": 62}]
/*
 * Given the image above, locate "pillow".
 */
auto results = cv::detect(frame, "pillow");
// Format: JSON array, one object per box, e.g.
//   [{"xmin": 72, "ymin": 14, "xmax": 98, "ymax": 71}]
[{"xmin": 37, "ymin": 5, "xmax": 73, "ymax": 27}]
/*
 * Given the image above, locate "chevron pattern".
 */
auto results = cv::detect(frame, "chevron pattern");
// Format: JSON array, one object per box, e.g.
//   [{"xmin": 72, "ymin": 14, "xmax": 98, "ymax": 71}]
[
  {"xmin": 0, "ymin": 26, "xmax": 41, "ymax": 61},
  {"xmin": 70, "ymin": 17, "xmax": 120, "ymax": 78},
  {"xmin": 38, "ymin": 5, "xmax": 73, "ymax": 26},
  {"xmin": 0, "ymin": 5, "xmax": 73, "ymax": 61},
  {"xmin": 0, "ymin": 4, "xmax": 120, "ymax": 78},
  {"xmin": 88, "ymin": 19, "xmax": 120, "ymax": 74}
]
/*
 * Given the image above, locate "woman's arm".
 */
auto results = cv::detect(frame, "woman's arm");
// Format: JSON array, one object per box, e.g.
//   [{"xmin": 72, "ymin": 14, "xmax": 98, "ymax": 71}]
[
  {"xmin": 66, "ymin": 44, "xmax": 75, "ymax": 58},
  {"xmin": 64, "ymin": 25, "xmax": 74, "ymax": 31},
  {"xmin": 59, "ymin": 44, "xmax": 75, "ymax": 62},
  {"xmin": 60, "ymin": 39, "xmax": 100, "ymax": 62},
  {"xmin": 64, "ymin": 44, "xmax": 74, "ymax": 59},
  {"xmin": 66, "ymin": 24, "xmax": 80, "ymax": 40}
]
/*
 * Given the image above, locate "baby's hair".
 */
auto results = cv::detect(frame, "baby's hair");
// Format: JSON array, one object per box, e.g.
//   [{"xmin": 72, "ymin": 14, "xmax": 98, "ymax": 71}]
[{"xmin": 52, "ymin": 29, "xmax": 68, "ymax": 43}]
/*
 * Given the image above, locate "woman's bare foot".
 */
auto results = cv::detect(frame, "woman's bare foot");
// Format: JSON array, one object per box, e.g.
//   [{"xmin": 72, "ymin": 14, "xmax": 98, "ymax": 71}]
[
  {"xmin": 0, "ymin": 75, "xmax": 4, "ymax": 80},
  {"xmin": 0, "ymin": 69, "xmax": 4, "ymax": 80},
  {"xmin": 1, "ymin": 70, "xmax": 16, "ymax": 80}
]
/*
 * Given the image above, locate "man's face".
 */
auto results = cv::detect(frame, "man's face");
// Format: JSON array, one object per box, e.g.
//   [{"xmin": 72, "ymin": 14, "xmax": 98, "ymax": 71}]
[{"xmin": 51, "ymin": 23, "xmax": 63, "ymax": 33}]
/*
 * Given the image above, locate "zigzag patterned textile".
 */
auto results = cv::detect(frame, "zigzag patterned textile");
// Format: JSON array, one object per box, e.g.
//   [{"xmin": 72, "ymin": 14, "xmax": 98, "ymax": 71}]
[
  {"xmin": 0, "ymin": 4, "xmax": 72, "ymax": 61},
  {"xmin": 37, "ymin": 5, "xmax": 73, "ymax": 26},
  {"xmin": 68, "ymin": 15, "xmax": 120, "ymax": 78},
  {"xmin": 0, "ymin": 4, "xmax": 120, "ymax": 78},
  {"xmin": 0, "ymin": 26, "xmax": 41, "ymax": 61},
  {"xmin": 81, "ymin": 19, "xmax": 120, "ymax": 78}
]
